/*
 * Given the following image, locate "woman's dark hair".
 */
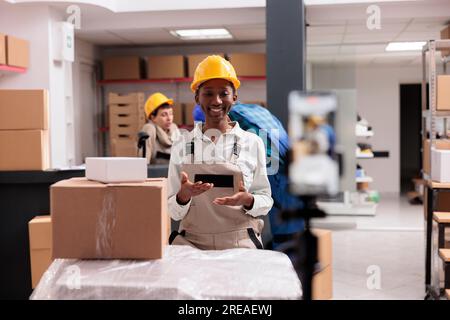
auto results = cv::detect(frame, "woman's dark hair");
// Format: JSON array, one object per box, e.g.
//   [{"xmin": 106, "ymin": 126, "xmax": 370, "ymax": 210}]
[{"xmin": 150, "ymin": 103, "xmax": 171, "ymax": 118}]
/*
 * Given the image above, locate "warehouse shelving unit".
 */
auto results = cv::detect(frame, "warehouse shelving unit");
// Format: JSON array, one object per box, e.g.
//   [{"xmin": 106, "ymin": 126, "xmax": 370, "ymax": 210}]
[
  {"xmin": 421, "ymin": 39, "xmax": 450, "ymax": 300},
  {"xmin": 421, "ymin": 40, "xmax": 450, "ymax": 176}
]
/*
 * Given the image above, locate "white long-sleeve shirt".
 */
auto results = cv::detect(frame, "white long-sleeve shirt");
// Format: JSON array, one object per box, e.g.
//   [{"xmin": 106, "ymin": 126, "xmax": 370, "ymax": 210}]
[{"xmin": 168, "ymin": 122, "xmax": 273, "ymax": 221}]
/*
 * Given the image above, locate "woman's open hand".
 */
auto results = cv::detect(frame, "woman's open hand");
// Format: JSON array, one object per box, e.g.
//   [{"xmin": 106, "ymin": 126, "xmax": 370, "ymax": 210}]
[
  {"xmin": 213, "ymin": 181, "xmax": 254, "ymax": 209},
  {"xmin": 176, "ymin": 171, "xmax": 214, "ymax": 204}
]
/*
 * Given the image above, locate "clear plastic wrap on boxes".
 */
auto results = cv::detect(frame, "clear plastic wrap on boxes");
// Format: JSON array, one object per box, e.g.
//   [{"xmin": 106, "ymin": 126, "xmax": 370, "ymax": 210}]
[{"xmin": 31, "ymin": 246, "xmax": 302, "ymax": 300}]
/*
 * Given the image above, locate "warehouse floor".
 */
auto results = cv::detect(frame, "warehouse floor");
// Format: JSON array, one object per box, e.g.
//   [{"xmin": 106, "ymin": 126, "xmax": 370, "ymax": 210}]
[{"xmin": 320, "ymin": 195, "xmax": 425, "ymax": 300}]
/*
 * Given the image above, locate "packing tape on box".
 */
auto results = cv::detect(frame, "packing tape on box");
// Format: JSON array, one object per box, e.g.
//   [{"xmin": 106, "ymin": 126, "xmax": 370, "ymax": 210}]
[{"xmin": 95, "ymin": 189, "xmax": 117, "ymax": 257}]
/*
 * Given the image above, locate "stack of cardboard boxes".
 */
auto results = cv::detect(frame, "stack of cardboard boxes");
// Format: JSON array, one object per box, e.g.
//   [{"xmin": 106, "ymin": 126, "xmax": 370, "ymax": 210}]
[
  {"xmin": 28, "ymin": 174, "xmax": 170, "ymax": 288},
  {"xmin": 0, "ymin": 33, "xmax": 29, "ymax": 68},
  {"xmin": 0, "ymin": 90, "xmax": 49, "ymax": 170},
  {"xmin": 109, "ymin": 92, "xmax": 146, "ymax": 157}
]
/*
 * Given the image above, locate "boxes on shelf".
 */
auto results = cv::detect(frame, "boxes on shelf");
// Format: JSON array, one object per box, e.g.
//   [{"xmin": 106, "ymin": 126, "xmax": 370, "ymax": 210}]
[
  {"xmin": 431, "ymin": 147, "xmax": 450, "ymax": 182},
  {"xmin": 110, "ymin": 113, "xmax": 145, "ymax": 127},
  {"xmin": 51, "ymin": 178, "xmax": 169, "ymax": 259},
  {"xmin": 109, "ymin": 92, "xmax": 145, "ymax": 105},
  {"xmin": 110, "ymin": 137, "xmax": 138, "ymax": 157},
  {"xmin": 0, "ymin": 89, "xmax": 49, "ymax": 130},
  {"xmin": 103, "ymin": 56, "xmax": 144, "ymax": 80},
  {"xmin": 227, "ymin": 53, "xmax": 266, "ymax": 76},
  {"xmin": 0, "ymin": 130, "xmax": 49, "ymax": 170},
  {"xmin": 86, "ymin": 157, "xmax": 147, "ymax": 183},
  {"xmin": 187, "ymin": 53, "xmax": 224, "ymax": 78},
  {"xmin": 110, "ymin": 124, "xmax": 142, "ymax": 139},
  {"xmin": 0, "ymin": 33, "xmax": 5, "ymax": 65},
  {"xmin": 108, "ymin": 92, "xmax": 146, "ymax": 149},
  {"xmin": 423, "ymin": 139, "xmax": 450, "ymax": 175},
  {"xmin": 147, "ymin": 55, "xmax": 185, "ymax": 79},
  {"xmin": 28, "ymin": 216, "xmax": 52, "ymax": 288},
  {"xmin": 437, "ymin": 75, "xmax": 450, "ymax": 111},
  {"xmin": 6, "ymin": 35, "xmax": 29, "ymax": 68}
]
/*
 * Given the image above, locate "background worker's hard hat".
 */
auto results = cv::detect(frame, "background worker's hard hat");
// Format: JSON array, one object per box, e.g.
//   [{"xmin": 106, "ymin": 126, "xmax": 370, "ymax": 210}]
[
  {"xmin": 190, "ymin": 55, "xmax": 241, "ymax": 92},
  {"xmin": 144, "ymin": 92, "xmax": 174, "ymax": 118}
]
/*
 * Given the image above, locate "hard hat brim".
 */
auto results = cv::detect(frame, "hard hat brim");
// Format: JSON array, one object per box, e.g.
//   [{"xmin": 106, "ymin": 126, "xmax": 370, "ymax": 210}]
[
  {"xmin": 191, "ymin": 76, "xmax": 241, "ymax": 92},
  {"xmin": 145, "ymin": 98, "xmax": 174, "ymax": 118}
]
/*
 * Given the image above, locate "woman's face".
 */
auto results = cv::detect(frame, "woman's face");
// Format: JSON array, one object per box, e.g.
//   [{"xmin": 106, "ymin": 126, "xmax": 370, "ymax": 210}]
[
  {"xmin": 150, "ymin": 105, "xmax": 174, "ymax": 131},
  {"xmin": 195, "ymin": 79, "xmax": 237, "ymax": 125}
]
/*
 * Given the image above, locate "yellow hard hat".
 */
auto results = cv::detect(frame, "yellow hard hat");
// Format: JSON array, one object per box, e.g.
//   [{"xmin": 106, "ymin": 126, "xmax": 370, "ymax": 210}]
[
  {"xmin": 144, "ymin": 92, "xmax": 173, "ymax": 118},
  {"xmin": 190, "ymin": 55, "xmax": 240, "ymax": 92}
]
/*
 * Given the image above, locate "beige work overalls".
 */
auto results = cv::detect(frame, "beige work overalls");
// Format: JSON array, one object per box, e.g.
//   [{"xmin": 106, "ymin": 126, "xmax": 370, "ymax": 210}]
[{"xmin": 170, "ymin": 135, "xmax": 264, "ymax": 250}]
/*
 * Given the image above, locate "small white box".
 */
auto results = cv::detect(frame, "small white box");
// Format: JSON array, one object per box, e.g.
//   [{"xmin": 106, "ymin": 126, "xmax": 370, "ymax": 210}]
[
  {"xmin": 85, "ymin": 157, "xmax": 147, "ymax": 183},
  {"xmin": 431, "ymin": 148, "xmax": 450, "ymax": 183}
]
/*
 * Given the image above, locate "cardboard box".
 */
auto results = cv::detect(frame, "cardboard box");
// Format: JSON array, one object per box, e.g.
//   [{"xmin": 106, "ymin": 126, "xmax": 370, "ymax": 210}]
[
  {"xmin": 147, "ymin": 55, "xmax": 185, "ymax": 79},
  {"xmin": 103, "ymin": 57, "xmax": 143, "ymax": 80},
  {"xmin": 431, "ymin": 147, "xmax": 450, "ymax": 182},
  {"xmin": 109, "ymin": 104, "xmax": 146, "ymax": 120},
  {"xmin": 228, "ymin": 53, "xmax": 266, "ymax": 76},
  {"xmin": 0, "ymin": 130, "xmax": 49, "ymax": 171},
  {"xmin": 110, "ymin": 112, "xmax": 146, "ymax": 127},
  {"xmin": 29, "ymin": 216, "xmax": 53, "ymax": 288},
  {"xmin": 110, "ymin": 124, "xmax": 142, "ymax": 138},
  {"xmin": 6, "ymin": 35, "xmax": 29, "ymax": 68},
  {"xmin": 187, "ymin": 54, "xmax": 224, "ymax": 78},
  {"xmin": 184, "ymin": 103, "xmax": 196, "ymax": 125},
  {"xmin": 441, "ymin": 26, "xmax": 450, "ymax": 57},
  {"xmin": 86, "ymin": 157, "xmax": 147, "ymax": 183},
  {"xmin": 437, "ymin": 75, "xmax": 450, "ymax": 111},
  {"xmin": 109, "ymin": 92, "xmax": 145, "ymax": 105},
  {"xmin": 313, "ymin": 265, "xmax": 333, "ymax": 300},
  {"xmin": 0, "ymin": 33, "xmax": 5, "ymax": 65},
  {"xmin": 423, "ymin": 139, "xmax": 450, "ymax": 175},
  {"xmin": 0, "ymin": 89, "xmax": 48, "ymax": 130},
  {"xmin": 51, "ymin": 178, "xmax": 169, "ymax": 259},
  {"xmin": 312, "ymin": 228, "xmax": 332, "ymax": 268},
  {"xmin": 110, "ymin": 137, "xmax": 138, "ymax": 157}
]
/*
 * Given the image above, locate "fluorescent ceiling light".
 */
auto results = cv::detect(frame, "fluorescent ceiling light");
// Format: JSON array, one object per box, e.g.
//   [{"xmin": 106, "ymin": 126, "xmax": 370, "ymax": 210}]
[
  {"xmin": 170, "ymin": 28, "xmax": 232, "ymax": 40},
  {"xmin": 385, "ymin": 41, "xmax": 426, "ymax": 52}
]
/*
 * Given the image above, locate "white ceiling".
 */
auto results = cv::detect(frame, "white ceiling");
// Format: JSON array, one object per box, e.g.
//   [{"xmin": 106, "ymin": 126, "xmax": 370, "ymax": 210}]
[{"xmin": 4, "ymin": 0, "xmax": 450, "ymax": 65}]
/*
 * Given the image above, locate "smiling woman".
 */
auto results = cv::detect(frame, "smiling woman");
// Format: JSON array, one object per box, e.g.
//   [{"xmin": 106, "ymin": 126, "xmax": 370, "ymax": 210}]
[{"xmin": 167, "ymin": 55, "xmax": 273, "ymax": 251}]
